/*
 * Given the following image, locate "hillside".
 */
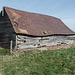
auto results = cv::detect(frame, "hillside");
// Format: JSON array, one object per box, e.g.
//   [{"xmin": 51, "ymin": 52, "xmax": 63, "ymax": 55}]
[{"xmin": 0, "ymin": 47, "xmax": 75, "ymax": 75}]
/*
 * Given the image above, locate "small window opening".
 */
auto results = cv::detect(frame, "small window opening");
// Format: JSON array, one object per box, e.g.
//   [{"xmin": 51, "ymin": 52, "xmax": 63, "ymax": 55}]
[
  {"xmin": 14, "ymin": 22, "xmax": 18, "ymax": 27},
  {"xmin": 34, "ymin": 44, "xmax": 36, "ymax": 46},
  {"xmin": 24, "ymin": 40, "xmax": 26, "ymax": 43},
  {"xmin": 43, "ymin": 31, "xmax": 48, "ymax": 34}
]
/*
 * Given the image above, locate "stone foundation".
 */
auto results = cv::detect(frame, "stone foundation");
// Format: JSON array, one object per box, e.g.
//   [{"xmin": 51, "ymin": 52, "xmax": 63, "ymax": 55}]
[{"xmin": 16, "ymin": 35, "xmax": 75, "ymax": 49}]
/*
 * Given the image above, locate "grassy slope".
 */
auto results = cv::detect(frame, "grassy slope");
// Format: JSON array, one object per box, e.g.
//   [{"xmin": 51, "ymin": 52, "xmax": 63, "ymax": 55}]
[
  {"xmin": 0, "ymin": 47, "xmax": 75, "ymax": 75},
  {"xmin": 0, "ymin": 48, "xmax": 10, "ymax": 75}
]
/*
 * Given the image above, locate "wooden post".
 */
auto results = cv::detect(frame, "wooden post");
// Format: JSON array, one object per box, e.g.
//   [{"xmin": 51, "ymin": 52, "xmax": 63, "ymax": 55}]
[
  {"xmin": 14, "ymin": 35, "xmax": 17, "ymax": 51},
  {"xmin": 10, "ymin": 40, "xmax": 12, "ymax": 54}
]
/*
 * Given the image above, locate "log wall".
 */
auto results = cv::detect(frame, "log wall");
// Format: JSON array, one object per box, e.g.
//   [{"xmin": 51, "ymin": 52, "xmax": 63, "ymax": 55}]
[
  {"xmin": 17, "ymin": 35, "xmax": 75, "ymax": 49},
  {"xmin": 0, "ymin": 11, "xmax": 16, "ymax": 49}
]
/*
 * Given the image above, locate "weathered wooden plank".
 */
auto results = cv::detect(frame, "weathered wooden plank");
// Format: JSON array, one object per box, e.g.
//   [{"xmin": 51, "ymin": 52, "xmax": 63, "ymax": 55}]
[
  {"xmin": 17, "ymin": 44, "xmax": 38, "ymax": 49},
  {"xmin": 16, "ymin": 34, "xmax": 75, "ymax": 49},
  {"xmin": 0, "ymin": 21, "xmax": 10, "ymax": 24}
]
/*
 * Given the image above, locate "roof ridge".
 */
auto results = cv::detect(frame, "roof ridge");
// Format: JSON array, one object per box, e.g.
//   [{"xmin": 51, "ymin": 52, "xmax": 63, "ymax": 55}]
[{"xmin": 3, "ymin": 6, "xmax": 59, "ymax": 19}]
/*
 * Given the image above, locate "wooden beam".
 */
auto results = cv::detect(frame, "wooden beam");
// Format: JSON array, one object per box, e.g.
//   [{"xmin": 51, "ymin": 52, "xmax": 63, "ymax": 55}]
[{"xmin": 10, "ymin": 40, "xmax": 12, "ymax": 54}]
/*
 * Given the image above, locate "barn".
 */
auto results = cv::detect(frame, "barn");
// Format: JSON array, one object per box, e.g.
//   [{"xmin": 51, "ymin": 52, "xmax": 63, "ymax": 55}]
[{"xmin": 0, "ymin": 6, "xmax": 75, "ymax": 50}]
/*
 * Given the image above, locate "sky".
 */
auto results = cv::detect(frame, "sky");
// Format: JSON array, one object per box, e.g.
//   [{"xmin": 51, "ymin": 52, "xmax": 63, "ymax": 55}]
[{"xmin": 0, "ymin": 0, "xmax": 75, "ymax": 32}]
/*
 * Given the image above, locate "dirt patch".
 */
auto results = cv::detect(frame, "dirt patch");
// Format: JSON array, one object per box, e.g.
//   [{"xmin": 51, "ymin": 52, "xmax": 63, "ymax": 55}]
[{"xmin": 47, "ymin": 44, "xmax": 75, "ymax": 50}]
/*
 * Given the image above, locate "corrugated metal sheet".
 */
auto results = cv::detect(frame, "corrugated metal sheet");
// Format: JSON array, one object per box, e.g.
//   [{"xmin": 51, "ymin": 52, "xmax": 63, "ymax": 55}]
[{"xmin": 4, "ymin": 6, "xmax": 75, "ymax": 36}]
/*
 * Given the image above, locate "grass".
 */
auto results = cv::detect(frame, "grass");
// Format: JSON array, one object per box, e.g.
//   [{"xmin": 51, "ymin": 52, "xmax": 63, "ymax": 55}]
[
  {"xmin": 0, "ymin": 46, "xmax": 75, "ymax": 75},
  {"xmin": 0, "ymin": 48, "xmax": 10, "ymax": 55}
]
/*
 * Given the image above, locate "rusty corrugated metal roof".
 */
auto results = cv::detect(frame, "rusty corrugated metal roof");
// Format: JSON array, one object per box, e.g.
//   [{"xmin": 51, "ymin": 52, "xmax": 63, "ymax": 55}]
[{"xmin": 3, "ymin": 6, "xmax": 75, "ymax": 36}]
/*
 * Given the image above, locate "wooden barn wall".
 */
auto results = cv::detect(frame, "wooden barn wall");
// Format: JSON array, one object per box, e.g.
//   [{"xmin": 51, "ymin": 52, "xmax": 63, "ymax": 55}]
[
  {"xmin": 0, "ymin": 10, "xmax": 16, "ymax": 49},
  {"xmin": 16, "ymin": 35, "xmax": 75, "ymax": 49}
]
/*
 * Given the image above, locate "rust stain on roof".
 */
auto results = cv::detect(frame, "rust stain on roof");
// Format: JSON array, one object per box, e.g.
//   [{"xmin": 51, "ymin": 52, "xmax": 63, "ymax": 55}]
[{"xmin": 3, "ymin": 6, "xmax": 75, "ymax": 36}]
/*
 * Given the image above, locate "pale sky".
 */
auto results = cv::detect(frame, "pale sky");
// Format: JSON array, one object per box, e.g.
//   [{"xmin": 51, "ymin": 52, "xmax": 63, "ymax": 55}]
[{"xmin": 0, "ymin": 0, "xmax": 75, "ymax": 32}]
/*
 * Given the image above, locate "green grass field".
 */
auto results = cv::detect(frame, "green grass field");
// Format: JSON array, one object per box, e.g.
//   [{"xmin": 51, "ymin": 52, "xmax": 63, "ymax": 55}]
[{"xmin": 0, "ymin": 46, "xmax": 75, "ymax": 75}]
